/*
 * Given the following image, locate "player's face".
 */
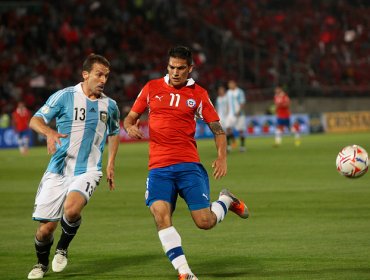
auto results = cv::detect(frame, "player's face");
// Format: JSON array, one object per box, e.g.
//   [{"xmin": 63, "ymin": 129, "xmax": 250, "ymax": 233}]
[
  {"xmin": 275, "ymin": 87, "xmax": 284, "ymax": 96},
  {"xmin": 218, "ymin": 86, "xmax": 226, "ymax": 96},
  {"xmin": 82, "ymin": 63, "xmax": 110, "ymax": 99},
  {"xmin": 228, "ymin": 80, "xmax": 237, "ymax": 90},
  {"xmin": 167, "ymin": 57, "xmax": 193, "ymax": 88}
]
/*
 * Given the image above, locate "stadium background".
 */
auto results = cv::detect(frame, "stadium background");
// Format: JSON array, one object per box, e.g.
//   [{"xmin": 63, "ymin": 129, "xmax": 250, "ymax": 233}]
[
  {"xmin": 1, "ymin": 1, "xmax": 370, "ymax": 280},
  {"xmin": 1, "ymin": 0, "xmax": 370, "ymax": 148}
]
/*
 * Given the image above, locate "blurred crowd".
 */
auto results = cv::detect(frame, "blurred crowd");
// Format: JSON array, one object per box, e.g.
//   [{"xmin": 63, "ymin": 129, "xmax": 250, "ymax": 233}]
[{"xmin": 0, "ymin": 0, "xmax": 369, "ymax": 123}]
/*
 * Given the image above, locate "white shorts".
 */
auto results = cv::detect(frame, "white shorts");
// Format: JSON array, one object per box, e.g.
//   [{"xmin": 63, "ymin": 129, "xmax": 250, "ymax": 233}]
[
  {"xmin": 225, "ymin": 114, "xmax": 246, "ymax": 132},
  {"xmin": 32, "ymin": 171, "xmax": 102, "ymax": 221}
]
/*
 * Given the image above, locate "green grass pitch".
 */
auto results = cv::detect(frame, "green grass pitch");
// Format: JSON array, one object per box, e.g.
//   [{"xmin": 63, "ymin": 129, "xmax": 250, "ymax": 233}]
[{"xmin": 1, "ymin": 132, "xmax": 370, "ymax": 280}]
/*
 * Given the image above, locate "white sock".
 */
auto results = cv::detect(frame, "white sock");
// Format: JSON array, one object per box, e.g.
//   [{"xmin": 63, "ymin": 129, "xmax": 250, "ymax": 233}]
[
  {"xmin": 158, "ymin": 226, "xmax": 191, "ymax": 274},
  {"xmin": 211, "ymin": 194, "xmax": 232, "ymax": 223},
  {"xmin": 275, "ymin": 130, "xmax": 282, "ymax": 144}
]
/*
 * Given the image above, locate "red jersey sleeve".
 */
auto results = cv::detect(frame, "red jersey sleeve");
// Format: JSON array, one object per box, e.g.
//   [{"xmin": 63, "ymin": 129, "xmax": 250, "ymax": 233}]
[
  {"xmin": 197, "ymin": 92, "xmax": 220, "ymax": 123},
  {"xmin": 132, "ymin": 84, "xmax": 149, "ymax": 114}
]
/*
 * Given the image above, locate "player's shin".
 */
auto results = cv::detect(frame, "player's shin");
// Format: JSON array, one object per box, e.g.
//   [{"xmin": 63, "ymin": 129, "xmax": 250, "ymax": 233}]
[
  {"xmin": 56, "ymin": 214, "xmax": 81, "ymax": 250},
  {"xmin": 34, "ymin": 236, "xmax": 54, "ymax": 266}
]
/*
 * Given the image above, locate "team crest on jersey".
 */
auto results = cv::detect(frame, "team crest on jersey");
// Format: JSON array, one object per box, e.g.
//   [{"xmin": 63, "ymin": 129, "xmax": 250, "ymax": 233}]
[
  {"xmin": 100, "ymin": 111, "xmax": 108, "ymax": 123},
  {"xmin": 186, "ymin": 99, "xmax": 196, "ymax": 108},
  {"xmin": 41, "ymin": 105, "xmax": 50, "ymax": 114}
]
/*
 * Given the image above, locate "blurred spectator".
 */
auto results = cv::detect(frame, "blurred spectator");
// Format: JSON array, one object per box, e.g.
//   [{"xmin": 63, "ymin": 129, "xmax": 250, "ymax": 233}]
[
  {"xmin": 12, "ymin": 102, "xmax": 31, "ymax": 155},
  {"xmin": 0, "ymin": 0, "xmax": 369, "ymax": 111},
  {"xmin": 0, "ymin": 108, "xmax": 10, "ymax": 128}
]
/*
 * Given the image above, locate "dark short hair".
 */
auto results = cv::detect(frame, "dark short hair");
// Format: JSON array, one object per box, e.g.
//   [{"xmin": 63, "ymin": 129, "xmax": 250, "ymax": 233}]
[
  {"xmin": 168, "ymin": 46, "xmax": 193, "ymax": 65},
  {"xmin": 83, "ymin": 54, "xmax": 110, "ymax": 72}
]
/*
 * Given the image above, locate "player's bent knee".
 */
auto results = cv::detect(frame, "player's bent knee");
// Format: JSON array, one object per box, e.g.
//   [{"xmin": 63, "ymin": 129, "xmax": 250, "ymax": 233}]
[
  {"xmin": 37, "ymin": 222, "xmax": 57, "ymax": 240},
  {"xmin": 63, "ymin": 209, "xmax": 81, "ymax": 222},
  {"xmin": 194, "ymin": 217, "xmax": 216, "ymax": 230},
  {"xmin": 191, "ymin": 208, "xmax": 217, "ymax": 230},
  {"xmin": 63, "ymin": 192, "xmax": 86, "ymax": 221},
  {"xmin": 193, "ymin": 215, "xmax": 216, "ymax": 230}
]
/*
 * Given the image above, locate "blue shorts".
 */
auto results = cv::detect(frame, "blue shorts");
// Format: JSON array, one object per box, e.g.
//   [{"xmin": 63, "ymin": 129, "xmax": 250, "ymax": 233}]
[
  {"xmin": 145, "ymin": 162, "xmax": 210, "ymax": 211},
  {"xmin": 18, "ymin": 130, "xmax": 29, "ymax": 138},
  {"xmin": 277, "ymin": 118, "xmax": 290, "ymax": 128}
]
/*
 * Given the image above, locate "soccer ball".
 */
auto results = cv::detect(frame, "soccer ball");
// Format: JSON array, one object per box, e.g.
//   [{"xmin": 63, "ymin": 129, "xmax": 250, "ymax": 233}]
[{"xmin": 336, "ymin": 145, "xmax": 368, "ymax": 178}]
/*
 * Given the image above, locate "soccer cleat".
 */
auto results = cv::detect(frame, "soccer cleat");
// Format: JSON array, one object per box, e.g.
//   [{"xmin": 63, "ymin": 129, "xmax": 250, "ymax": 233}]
[
  {"xmin": 27, "ymin": 264, "xmax": 48, "ymax": 279},
  {"xmin": 52, "ymin": 249, "xmax": 68, "ymax": 272},
  {"xmin": 178, "ymin": 273, "xmax": 199, "ymax": 280},
  {"xmin": 219, "ymin": 189, "xmax": 249, "ymax": 219}
]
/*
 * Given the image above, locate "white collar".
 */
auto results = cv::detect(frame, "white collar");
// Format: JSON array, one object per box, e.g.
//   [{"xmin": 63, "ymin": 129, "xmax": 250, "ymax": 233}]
[
  {"xmin": 164, "ymin": 74, "xmax": 195, "ymax": 87},
  {"xmin": 76, "ymin": 83, "xmax": 106, "ymax": 99}
]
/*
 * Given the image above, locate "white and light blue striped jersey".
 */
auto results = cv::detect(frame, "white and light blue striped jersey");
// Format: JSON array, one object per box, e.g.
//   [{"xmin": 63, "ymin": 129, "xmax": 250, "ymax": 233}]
[
  {"xmin": 226, "ymin": 87, "xmax": 246, "ymax": 116},
  {"xmin": 35, "ymin": 83, "xmax": 120, "ymax": 176},
  {"xmin": 216, "ymin": 95, "xmax": 228, "ymax": 120}
]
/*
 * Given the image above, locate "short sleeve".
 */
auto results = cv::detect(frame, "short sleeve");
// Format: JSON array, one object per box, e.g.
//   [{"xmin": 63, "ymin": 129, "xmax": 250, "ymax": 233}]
[
  {"xmin": 107, "ymin": 99, "xmax": 121, "ymax": 136},
  {"xmin": 131, "ymin": 83, "xmax": 149, "ymax": 114},
  {"xmin": 239, "ymin": 89, "xmax": 246, "ymax": 104},
  {"xmin": 34, "ymin": 89, "xmax": 65, "ymax": 123},
  {"xmin": 197, "ymin": 91, "xmax": 220, "ymax": 123}
]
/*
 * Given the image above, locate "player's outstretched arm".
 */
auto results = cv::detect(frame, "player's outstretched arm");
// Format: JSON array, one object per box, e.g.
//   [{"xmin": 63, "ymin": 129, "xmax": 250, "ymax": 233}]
[
  {"xmin": 106, "ymin": 134, "xmax": 120, "ymax": 190},
  {"xmin": 208, "ymin": 121, "xmax": 227, "ymax": 179},
  {"xmin": 123, "ymin": 111, "xmax": 143, "ymax": 139},
  {"xmin": 29, "ymin": 116, "xmax": 68, "ymax": 155}
]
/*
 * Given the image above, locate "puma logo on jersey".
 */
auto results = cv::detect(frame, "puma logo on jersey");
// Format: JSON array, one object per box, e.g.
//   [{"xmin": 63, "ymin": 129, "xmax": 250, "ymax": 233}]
[
  {"xmin": 202, "ymin": 193, "xmax": 209, "ymax": 200},
  {"xmin": 155, "ymin": 95, "xmax": 163, "ymax": 101}
]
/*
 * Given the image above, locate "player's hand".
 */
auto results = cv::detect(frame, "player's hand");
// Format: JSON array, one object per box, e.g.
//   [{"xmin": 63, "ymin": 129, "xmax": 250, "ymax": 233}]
[
  {"xmin": 126, "ymin": 119, "xmax": 144, "ymax": 139},
  {"xmin": 46, "ymin": 130, "xmax": 68, "ymax": 155},
  {"xmin": 106, "ymin": 165, "xmax": 115, "ymax": 190},
  {"xmin": 212, "ymin": 157, "xmax": 227, "ymax": 179}
]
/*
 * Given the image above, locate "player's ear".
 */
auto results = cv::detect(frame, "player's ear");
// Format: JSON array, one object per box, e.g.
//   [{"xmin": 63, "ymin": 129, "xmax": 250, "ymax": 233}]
[
  {"xmin": 82, "ymin": 70, "xmax": 89, "ymax": 80},
  {"xmin": 188, "ymin": 65, "xmax": 194, "ymax": 74}
]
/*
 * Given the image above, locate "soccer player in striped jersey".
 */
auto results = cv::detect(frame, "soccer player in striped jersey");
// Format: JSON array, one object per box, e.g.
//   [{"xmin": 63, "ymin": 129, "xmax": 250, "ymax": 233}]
[
  {"xmin": 27, "ymin": 54, "xmax": 120, "ymax": 279},
  {"xmin": 124, "ymin": 46, "xmax": 249, "ymax": 280},
  {"xmin": 225, "ymin": 79, "xmax": 247, "ymax": 152},
  {"xmin": 215, "ymin": 84, "xmax": 228, "ymax": 130}
]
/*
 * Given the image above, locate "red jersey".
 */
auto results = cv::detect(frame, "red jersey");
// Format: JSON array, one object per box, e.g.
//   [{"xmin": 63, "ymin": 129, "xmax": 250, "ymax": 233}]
[
  {"xmin": 12, "ymin": 107, "xmax": 31, "ymax": 132},
  {"xmin": 274, "ymin": 94, "xmax": 290, "ymax": 119},
  {"xmin": 132, "ymin": 76, "xmax": 219, "ymax": 169}
]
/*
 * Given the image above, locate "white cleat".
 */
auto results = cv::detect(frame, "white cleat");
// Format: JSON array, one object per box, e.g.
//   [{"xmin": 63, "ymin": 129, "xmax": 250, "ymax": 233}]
[
  {"xmin": 28, "ymin": 264, "xmax": 48, "ymax": 279},
  {"xmin": 52, "ymin": 249, "xmax": 68, "ymax": 272}
]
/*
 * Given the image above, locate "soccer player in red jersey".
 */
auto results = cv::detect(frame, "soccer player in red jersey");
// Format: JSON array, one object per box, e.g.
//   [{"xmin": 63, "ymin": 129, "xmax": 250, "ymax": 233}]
[
  {"xmin": 124, "ymin": 46, "xmax": 249, "ymax": 280},
  {"xmin": 12, "ymin": 101, "xmax": 31, "ymax": 155},
  {"xmin": 274, "ymin": 86, "xmax": 301, "ymax": 146}
]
